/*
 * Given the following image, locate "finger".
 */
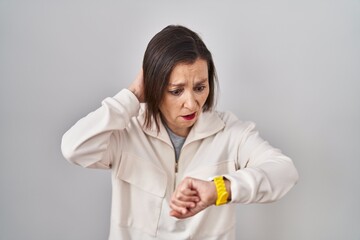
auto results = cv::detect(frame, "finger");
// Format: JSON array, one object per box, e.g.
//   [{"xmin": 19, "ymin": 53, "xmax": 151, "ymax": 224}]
[
  {"xmin": 171, "ymin": 194, "xmax": 198, "ymax": 210},
  {"xmin": 169, "ymin": 201, "xmax": 189, "ymax": 215},
  {"xmin": 170, "ymin": 210, "xmax": 184, "ymax": 218},
  {"xmin": 175, "ymin": 188, "xmax": 200, "ymax": 202},
  {"xmin": 169, "ymin": 208, "xmax": 197, "ymax": 219},
  {"xmin": 175, "ymin": 194, "xmax": 200, "ymax": 203},
  {"xmin": 170, "ymin": 197, "xmax": 196, "ymax": 214},
  {"xmin": 180, "ymin": 188, "xmax": 198, "ymax": 198}
]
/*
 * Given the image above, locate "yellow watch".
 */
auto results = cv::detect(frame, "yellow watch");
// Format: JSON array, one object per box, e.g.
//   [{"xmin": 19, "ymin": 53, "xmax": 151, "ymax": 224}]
[{"xmin": 213, "ymin": 176, "xmax": 229, "ymax": 206}]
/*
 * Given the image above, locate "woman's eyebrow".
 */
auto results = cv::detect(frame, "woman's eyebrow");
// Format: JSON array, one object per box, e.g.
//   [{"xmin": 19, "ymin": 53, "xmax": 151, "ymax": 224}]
[
  {"xmin": 168, "ymin": 82, "xmax": 185, "ymax": 87},
  {"xmin": 195, "ymin": 79, "xmax": 208, "ymax": 85},
  {"xmin": 168, "ymin": 78, "xmax": 208, "ymax": 87}
]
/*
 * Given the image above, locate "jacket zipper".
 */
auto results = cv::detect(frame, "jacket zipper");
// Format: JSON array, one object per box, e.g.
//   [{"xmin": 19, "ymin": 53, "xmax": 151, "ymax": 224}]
[
  {"xmin": 174, "ymin": 146, "xmax": 184, "ymax": 191},
  {"xmin": 174, "ymin": 160, "xmax": 178, "ymax": 191},
  {"xmin": 174, "ymin": 146, "xmax": 182, "ymax": 191}
]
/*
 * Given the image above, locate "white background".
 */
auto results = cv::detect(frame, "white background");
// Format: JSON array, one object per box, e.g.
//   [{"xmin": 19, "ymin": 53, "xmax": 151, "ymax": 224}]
[{"xmin": 1, "ymin": 0, "xmax": 359, "ymax": 239}]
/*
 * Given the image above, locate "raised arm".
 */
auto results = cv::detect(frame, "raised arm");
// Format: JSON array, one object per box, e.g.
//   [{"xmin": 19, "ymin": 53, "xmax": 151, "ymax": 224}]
[{"xmin": 61, "ymin": 71, "xmax": 144, "ymax": 169}]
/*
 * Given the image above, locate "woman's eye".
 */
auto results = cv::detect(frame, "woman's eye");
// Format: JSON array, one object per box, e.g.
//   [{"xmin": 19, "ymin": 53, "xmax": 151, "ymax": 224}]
[
  {"xmin": 195, "ymin": 85, "xmax": 206, "ymax": 92},
  {"xmin": 169, "ymin": 89, "xmax": 183, "ymax": 96}
]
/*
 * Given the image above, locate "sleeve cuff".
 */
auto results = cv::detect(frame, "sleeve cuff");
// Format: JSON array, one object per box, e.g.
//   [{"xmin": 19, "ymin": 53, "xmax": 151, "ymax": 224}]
[
  {"xmin": 110, "ymin": 88, "xmax": 140, "ymax": 117},
  {"xmin": 222, "ymin": 174, "xmax": 240, "ymax": 204}
]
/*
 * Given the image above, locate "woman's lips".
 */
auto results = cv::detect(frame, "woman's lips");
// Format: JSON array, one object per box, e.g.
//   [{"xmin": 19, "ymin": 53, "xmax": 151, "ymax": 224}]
[{"xmin": 182, "ymin": 113, "xmax": 196, "ymax": 120}]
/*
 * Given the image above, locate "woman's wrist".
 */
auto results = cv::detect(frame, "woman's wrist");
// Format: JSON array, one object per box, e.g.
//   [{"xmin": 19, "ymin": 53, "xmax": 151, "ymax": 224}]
[
  {"xmin": 128, "ymin": 70, "xmax": 145, "ymax": 102},
  {"xmin": 127, "ymin": 87, "xmax": 142, "ymax": 102}
]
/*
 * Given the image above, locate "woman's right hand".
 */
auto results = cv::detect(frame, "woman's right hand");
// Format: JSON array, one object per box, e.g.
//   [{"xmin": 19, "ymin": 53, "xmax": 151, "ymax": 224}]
[{"xmin": 128, "ymin": 69, "xmax": 145, "ymax": 103}]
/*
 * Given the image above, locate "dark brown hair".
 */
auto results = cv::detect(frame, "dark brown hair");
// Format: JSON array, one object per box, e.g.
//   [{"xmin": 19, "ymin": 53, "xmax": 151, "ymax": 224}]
[{"xmin": 142, "ymin": 25, "xmax": 218, "ymax": 131}]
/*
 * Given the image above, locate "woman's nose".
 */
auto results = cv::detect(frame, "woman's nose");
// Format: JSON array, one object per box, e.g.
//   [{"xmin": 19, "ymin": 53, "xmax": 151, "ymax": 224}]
[{"xmin": 183, "ymin": 92, "xmax": 197, "ymax": 110}]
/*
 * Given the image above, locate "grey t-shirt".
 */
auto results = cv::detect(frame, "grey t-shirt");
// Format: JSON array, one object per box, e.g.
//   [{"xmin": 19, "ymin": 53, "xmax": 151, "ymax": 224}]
[{"xmin": 164, "ymin": 125, "xmax": 186, "ymax": 161}]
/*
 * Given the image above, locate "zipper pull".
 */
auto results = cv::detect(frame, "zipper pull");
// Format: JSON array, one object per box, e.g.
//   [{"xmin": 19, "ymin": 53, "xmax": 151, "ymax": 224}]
[{"xmin": 175, "ymin": 162, "xmax": 178, "ymax": 173}]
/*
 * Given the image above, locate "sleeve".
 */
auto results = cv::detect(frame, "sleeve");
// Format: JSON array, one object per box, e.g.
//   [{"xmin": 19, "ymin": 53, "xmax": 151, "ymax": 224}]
[
  {"xmin": 61, "ymin": 89, "xmax": 140, "ymax": 169},
  {"xmin": 223, "ymin": 122, "xmax": 299, "ymax": 204}
]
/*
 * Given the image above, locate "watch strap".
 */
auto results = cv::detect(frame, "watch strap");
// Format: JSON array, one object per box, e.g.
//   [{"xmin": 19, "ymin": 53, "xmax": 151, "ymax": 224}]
[{"xmin": 213, "ymin": 176, "xmax": 229, "ymax": 206}]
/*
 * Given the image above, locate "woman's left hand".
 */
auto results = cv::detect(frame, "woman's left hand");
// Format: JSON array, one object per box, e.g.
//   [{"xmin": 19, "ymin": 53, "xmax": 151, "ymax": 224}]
[{"xmin": 169, "ymin": 177, "xmax": 217, "ymax": 219}]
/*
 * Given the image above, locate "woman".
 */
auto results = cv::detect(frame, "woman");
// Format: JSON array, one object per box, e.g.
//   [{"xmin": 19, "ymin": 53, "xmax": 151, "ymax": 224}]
[{"xmin": 61, "ymin": 25, "xmax": 299, "ymax": 240}]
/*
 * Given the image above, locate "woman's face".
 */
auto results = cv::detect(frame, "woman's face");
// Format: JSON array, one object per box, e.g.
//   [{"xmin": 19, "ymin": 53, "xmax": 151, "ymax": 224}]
[{"xmin": 159, "ymin": 59, "xmax": 210, "ymax": 137}]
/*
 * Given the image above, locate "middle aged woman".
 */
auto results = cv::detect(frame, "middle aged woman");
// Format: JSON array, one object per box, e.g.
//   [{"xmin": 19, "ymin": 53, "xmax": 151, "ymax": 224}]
[{"xmin": 61, "ymin": 25, "xmax": 299, "ymax": 240}]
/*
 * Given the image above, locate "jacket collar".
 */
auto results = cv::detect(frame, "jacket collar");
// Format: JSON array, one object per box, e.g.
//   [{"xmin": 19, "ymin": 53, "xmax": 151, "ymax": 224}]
[{"xmin": 137, "ymin": 104, "xmax": 225, "ymax": 147}]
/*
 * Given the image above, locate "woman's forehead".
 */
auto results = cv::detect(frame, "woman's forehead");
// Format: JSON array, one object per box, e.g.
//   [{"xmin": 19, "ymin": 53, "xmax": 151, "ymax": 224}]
[{"xmin": 168, "ymin": 60, "xmax": 208, "ymax": 85}]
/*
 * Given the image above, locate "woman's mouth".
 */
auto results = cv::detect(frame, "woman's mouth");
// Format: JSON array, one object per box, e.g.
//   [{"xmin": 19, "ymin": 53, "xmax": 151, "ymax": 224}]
[{"xmin": 182, "ymin": 113, "xmax": 196, "ymax": 120}]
